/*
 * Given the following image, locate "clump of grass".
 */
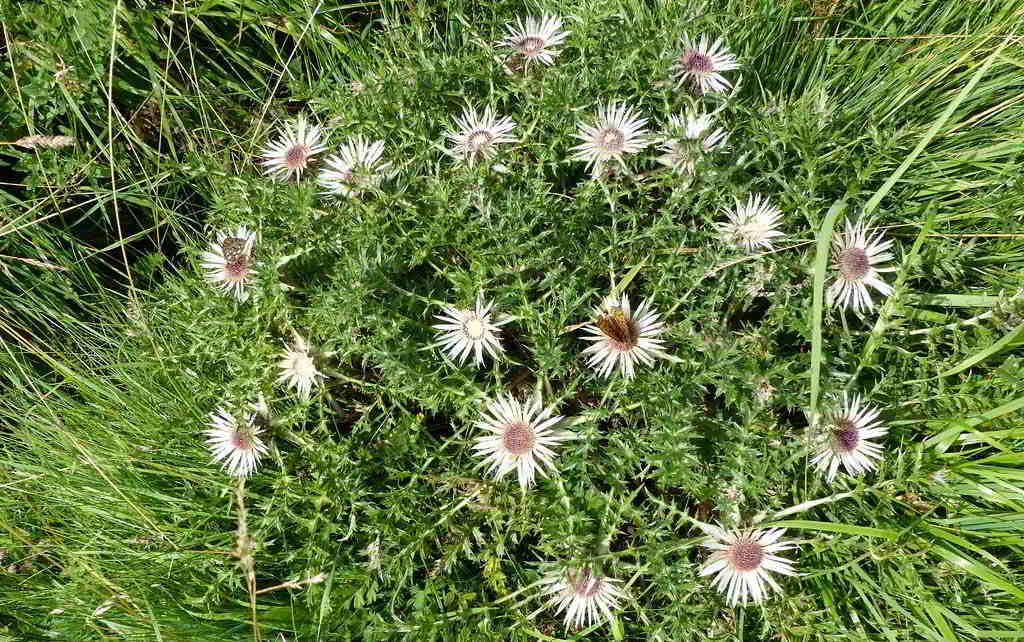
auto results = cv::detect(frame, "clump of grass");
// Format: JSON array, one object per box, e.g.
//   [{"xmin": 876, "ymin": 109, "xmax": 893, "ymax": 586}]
[{"xmin": 2, "ymin": 0, "xmax": 1023, "ymax": 640}]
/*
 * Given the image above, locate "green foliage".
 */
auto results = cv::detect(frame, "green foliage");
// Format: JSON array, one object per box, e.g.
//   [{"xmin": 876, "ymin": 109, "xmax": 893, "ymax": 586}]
[{"xmin": 2, "ymin": 0, "xmax": 1023, "ymax": 640}]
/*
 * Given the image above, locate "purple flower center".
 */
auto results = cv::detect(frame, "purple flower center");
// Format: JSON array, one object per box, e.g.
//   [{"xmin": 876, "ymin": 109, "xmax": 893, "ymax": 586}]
[
  {"xmin": 502, "ymin": 421, "xmax": 536, "ymax": 455},
  {"xmin": 285, "ymin": 144, "xmax": 309, "ymax": 170},
  {"xmin": 597, "ymin": 127, "xmax": 625, "ymax": 152},
  {"xmin": 231, "ymin": 429, "xmax": 252, "ymax": 451},
  {"xmin": 519, "ymin": 36, "xmax": 545, "ymax": 55},
  {"xmin": 683, "ymin": 50, "xmax": 713, "ymax": 74},
  {"xmin": 728, "ymin": 539, "xmax": 764, "ymax": 572},
  {"xmin": 467, "ymin": 130, "xmax": 494, "ymax": 152},
  {"xmin": 839, "ymin": 247, "xmax": 871, "ymax": 280},
  {"xmin": 834, "ymin": 419, "xmax": 860, "ymax": 452}
]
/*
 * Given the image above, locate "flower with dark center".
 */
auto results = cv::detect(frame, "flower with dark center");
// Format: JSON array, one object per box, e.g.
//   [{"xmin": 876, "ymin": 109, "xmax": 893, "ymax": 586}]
[
  {"xmin": 716, "ymin": 194, "xmax": 786, "ymax": 252},
  {"xmin": 317, "ymin": 136, "xmax": 392, "ymax": 199},
  {"xmin": 432, "ymin": 295, "xmax": 512, "ymax": 367},
  {"xmin": 201, "ymin": 225, "xmax": 257, "ymax": 301},
  {"xmin": 540, "ymin": 566, "xmax": 626, "ymax": 629},
  {"xmin": 656, "ymin": 110, "xmax": 728, "ymax": 174},
  {"xmin": 827, "ymin": 217, "xmax": 896, "ymax": 313},
  {"xmin": 671, "ymin": 34, "xmax": 739, "ymax": 94},
  {"xmin": 444, "ymin": 106, "xmax": 517, "ymax": 167},
  {"xmin": 700, "ymin": 527, "xmax": 798, "ymax": 606},
  {"xmin": 497, "ymin": 14, "xmax": 570, "ymax": 69},
  {"xmin": 581, "ymin": 294, "xmax": 669, "ymax": 378},
  {"xmin": 260, "ymin": 115, "xmax": 327, "ymax": 181},
  {"xmin": 570, "ymin": 102, "xmax": 651, "ymax": 178},
  {"xmin": 472, "ymin": 394, "xmax": 574, "ymax": 492},
  {"xmin": 205, "ymin": 405, "xmax": 269, "ymax": 477},
  {"xmin": 812, "ymin": 393, "xmax": 888, "ymax": 482}
]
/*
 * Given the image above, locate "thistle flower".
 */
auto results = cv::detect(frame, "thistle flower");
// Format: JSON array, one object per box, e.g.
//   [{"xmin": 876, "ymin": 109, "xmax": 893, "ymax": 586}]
[
  {"xmin": 581, "ymin": 294, "xmax": 669, "ymax": 378},
  {"xmin": 699, "ymin": 527, "xmax": 798, "ymax": 606},
  {"xmin": 827, "ymin": 218, "xmax": 896, "ymax": 313},
  {"xmin": 201, "ymin": 225, "xmax": 257, "ymax": 301},
  {"xmin": 317, "ymin": 136, "xmax": 392, "ymax": 199},
  {"xmin": 671, "ymin": 34, "xmax": 739, "ymax": 95},
  {"xmin": 716, "ymin": 194, "xmax": 785, "ymax": 252},
  {"xmin": 811, "ymin": 393, "xmax": 888, "ymax": 482},
  {"xmin": 471, "ymin": 394, "xmax": 574, "ymax": 492},
  {"xmin": 570, "ymin": 102, "xmax": 651, "ymax": 178},
  {"xmin": 444, "ymin": 106, "xmax": 518, "ymax": 167},
  {"xmin": 260, "ymin": 115, "xmax": 327, "ymax": 181},
  {"xmin": 276, "ymin": 334, "xmax": 323, "ymax": 399},
  {"xmin": 498, "ymin": 14, "xmax": 570, "ymax": 69},
  {"xmin": 205, "ymin": 405, "xmax": 270, "ymax": 477},
  {"xmin": 432, "ymin": 295, "xmax": 511, "ymax": 367},
  {"xmin": 656, "ymin": 110, "xmax": 727, "ymax": 174},
  {"xmin": 541, "ymin": 567, "xmax": 626, "ymax": 629}
]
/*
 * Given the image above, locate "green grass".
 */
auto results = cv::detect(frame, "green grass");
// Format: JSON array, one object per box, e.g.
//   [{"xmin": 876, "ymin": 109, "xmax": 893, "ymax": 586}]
[{"xmin": 2, "ymin": 0, "xmax": 1024, "ymax": 640}]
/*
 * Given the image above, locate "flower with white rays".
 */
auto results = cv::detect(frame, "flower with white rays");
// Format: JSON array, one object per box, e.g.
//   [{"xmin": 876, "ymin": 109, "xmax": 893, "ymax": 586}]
[
  {"xmin": 445, "ymin": 106, "xmax": 518, "ymax": 167},
  {"xmin": 657, "ymin": 110, "xmax": 728, "ymax": 174},
  {"xmin": 204, "ymin": 405, "xmax": 270, "ymax": 477},
  {"xmin": 671, "ymin": 34, "xmax": 740, "ymax": 95},
  {"xmin": 827, "ymin": 217, "xmax": 896, "ymax": 313},
  {"xmin": 201, "ymin": 225, "xmax": 257, "ymax": 301},
  {"xmin": 317, "ymin": 136, "xmax": 392, "ymax": 199},
  {"xmin": 260, "ymin": 115, "xmax": 327, "ymax": 181},
  {"xmin": 581, "ymin": 294, "xmax": 669, "ymax": 379},
  {"xmin": 276, "ymin": 334, "xmax": 323, "ymax": 399},
  {"xmin": 570, "ymin": 102, "xmax": 651, "ymax": 178},
  {"xmin": 498, "ymin": 14, "xmax": 570, "ymax": 69},
  {"xmin": 540, "ymin": 566, "xmax": 626, "ymax": 629},
  {"xmin": 699, "ymin": 527, "xmax": 798, "ymax": 606},
  {"xmin": 432, "ymin": 295, "xmax": 512, "ymax": 367},
  {"xmin": 471, "ymin": 394, "xmax": 574, "ymax": 492},
  {"xmin": 811, "ymin": 393, "xmax": 888, "ymax": 482},
  {"xmin": 716, "ymin": 194, "xmax": 785, "ymax": 252}
]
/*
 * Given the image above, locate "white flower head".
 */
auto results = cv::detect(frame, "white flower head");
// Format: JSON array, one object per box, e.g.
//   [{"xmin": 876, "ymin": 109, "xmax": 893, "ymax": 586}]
[
  {"xmin": 471, "ymin": 394, "xmax": 574, "ymax": 492},
  {"xmin": 276, "ymin": 333, "xmax": 323, "ymax": 399},
  {"xmin": 827, "ymin": 217, "xmax": 896, "ymax": 313},
  {"xmin": 811, "ymin": 393, "xmax": 888, "ymax": 482},
  {"xmin": 716, "ymin": 194, "xmax": 785, "ymax": 252},
  {"xmin": 201, "ymin": 225, "xmax": 257, "ymax": 301},
  {"xmin": 432, "ymin": 295, "xmax": 512, "ymax": 367},
  {"xmin": 671, "ymin": 34, "xmax": 739, "ymax": 95},
  {"xmin": 570, "ymin": 102, "xmax": 651, "ymax": 178},
  {"xmin": 204, "ymin": 404, "xmax": 270, "ymax": 477},
  {"xmin": 657, "ymin": 110, "xmax": 728, "ymax": 174},
  {"xmin": 445, "ymin": 105, "xmax": 518, "ymax": 167},
  {"xmin": 581, "ymin": 294, "xmax": 669, "ymax": 379},
  {"xmin": 541, "ymin": 566, "xmax": 626, "ymax": 629},
  {"xmin": 700, "ymin": 527, "xmax": 798, "ymax": 606},
  {"xmin": 498, "ymin": 14, "xmax": 570, "ymax": 69},
  {"xmin": 260, "ymin": 115, "xmax": 327, "ymax": 181},
  {"xmin": 317, "ymin": 135, "xmax": 392, "ymax": 199}
]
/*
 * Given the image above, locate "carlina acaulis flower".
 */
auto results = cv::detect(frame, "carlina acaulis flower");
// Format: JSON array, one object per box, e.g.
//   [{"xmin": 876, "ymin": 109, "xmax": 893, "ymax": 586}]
[
  {"xmin": 699, "ymin": 526, "xmax": 798, "ymax": 606},
  {"xmin": 811, "ymin": 392, "xmax": 888, "ymax": 482},
  {"xmin": 260, "ymin": 114, "xmax": 327, "ymax": 181},
  {"xmin": 444, "ymin": 105, "xmax": 518, "ymax": 167},
  {"xmin": 432, "ymin": 294, "xmax": 511, "ymax": 367},
  {"xmin": 827, "ymin": 217, "xmax": 896, "ymax": 313},
  {"xmin": 201, "ymin": 225, "xmax": 257, "ymax": 301},
  {"xmin": 581, "ymin": 293, "xmax": 669, "ymax": 378},
  {"xmin": 540, "ymin": 566, "xmax": 626, "ymax": 629},
  {"xmin": 471, "ymin": 394, "xmax": 575, "ymax": 492},
  {"xmin": 671, "ymin": 34, "xmax": 740, "ymax": 95},
  {"xmin": 205, "ymin": 404, "xmax": 270, "ymax": 477},
  {"xmin": 497, "ymin": 14, "xmax": 571, "ymax": 70}
]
